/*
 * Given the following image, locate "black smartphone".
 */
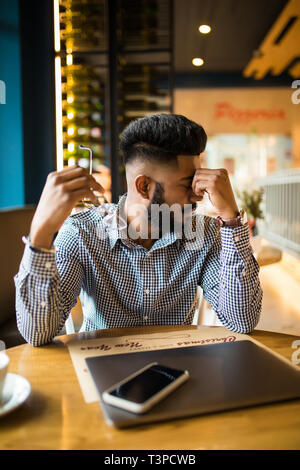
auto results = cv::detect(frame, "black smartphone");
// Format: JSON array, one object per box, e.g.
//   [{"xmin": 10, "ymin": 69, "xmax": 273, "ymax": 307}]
[{"xmin": 102, "ymin": 362, "xmax": 189, "ymax": 414}]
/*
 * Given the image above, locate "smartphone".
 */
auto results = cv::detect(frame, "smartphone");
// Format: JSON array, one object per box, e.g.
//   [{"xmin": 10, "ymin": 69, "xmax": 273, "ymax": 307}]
[{"xmin": 102, "ymin": 362, "xmax": 189, "ymax": 414}]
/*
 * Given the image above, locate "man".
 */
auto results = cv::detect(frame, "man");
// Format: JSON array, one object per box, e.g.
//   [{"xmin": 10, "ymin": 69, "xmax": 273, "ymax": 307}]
[{"xmin": 15, "ymin": 114, "xmax": 262, "ymax": 346}]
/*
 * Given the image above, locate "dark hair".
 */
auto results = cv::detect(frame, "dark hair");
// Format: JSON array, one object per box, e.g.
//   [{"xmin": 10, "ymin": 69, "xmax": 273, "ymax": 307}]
[{"xmin": 120, "ymin": 113, "xmax": 207, "ymax": 166}]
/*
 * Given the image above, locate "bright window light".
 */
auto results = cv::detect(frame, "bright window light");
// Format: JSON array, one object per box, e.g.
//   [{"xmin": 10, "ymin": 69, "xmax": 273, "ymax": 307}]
[
  {"xmin": 55, "ymin": 56, "xmax": 63, "ymax": 170},
  {"xmin": 53, "ymin": 0, "xmax": 60, "ymax": 52}
]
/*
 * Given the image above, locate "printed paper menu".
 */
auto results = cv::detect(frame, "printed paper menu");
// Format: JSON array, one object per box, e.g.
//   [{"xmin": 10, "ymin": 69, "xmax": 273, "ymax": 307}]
[{"xmin": 64, "ymin": 327, "xmax": 249, "ymax": 403}]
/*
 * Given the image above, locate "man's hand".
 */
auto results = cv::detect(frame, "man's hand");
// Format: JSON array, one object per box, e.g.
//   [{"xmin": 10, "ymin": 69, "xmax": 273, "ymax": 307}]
[
  {"xmin": 192, "ymin": 168, "xmax": 239, "ymax": 219},
  {"xmin": 30, "ymin": 165, "xmax": 105, "ymax": 249}
]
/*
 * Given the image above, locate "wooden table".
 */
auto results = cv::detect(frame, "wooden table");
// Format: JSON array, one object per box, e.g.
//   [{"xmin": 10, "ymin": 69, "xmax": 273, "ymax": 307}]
[{"xmin": 1, "ymin": 325, "xmax": 300, "ymax": 450}]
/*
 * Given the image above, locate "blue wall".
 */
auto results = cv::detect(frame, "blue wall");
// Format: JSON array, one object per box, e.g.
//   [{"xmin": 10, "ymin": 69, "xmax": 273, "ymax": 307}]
[{"xmin": 0, "ymin": 0, "xmax": 24, "ymax": 208}]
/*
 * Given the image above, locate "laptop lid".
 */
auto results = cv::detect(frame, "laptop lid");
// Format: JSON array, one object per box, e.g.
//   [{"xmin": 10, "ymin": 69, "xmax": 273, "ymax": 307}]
[{"xmin": 86, "ymin": 340, "xmax": 300, "ymax": 428}]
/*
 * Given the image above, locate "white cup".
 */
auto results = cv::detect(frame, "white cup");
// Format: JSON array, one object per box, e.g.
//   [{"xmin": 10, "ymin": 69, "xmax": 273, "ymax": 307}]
[{"xmin": 0, "ymin": 352, "xmax": 9, "ymax": 403}]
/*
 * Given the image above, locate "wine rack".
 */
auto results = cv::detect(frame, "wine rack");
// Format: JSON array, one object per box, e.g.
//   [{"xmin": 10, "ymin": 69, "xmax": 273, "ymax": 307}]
[
  {"xmin": 54, "ymin": 0, "xmax": 173, "ymax": 202},
  {"xmin": 56, "ymin": 0, "xmax": 108, "ymax": 175},
  {"xmin": 116, "ymin": 0, "xmax": 173, "ymax": 192},
  {"xmin": 61, "ymin": 61, "xmax": 106, "ymax": 168},
  {"xmin": 59, "ymin": 0, "xmax": 106, "ymax": 52}
]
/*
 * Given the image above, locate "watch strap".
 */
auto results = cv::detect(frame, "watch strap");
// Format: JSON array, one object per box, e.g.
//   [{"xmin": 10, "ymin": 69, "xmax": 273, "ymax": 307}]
[{"xmin": 215, "ymin": 210, "xmax": 245, "ymax": 227}]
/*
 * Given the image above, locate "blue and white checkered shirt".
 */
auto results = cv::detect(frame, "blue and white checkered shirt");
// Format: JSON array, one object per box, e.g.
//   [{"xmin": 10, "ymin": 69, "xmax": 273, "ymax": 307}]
[{"xmin": 14, "ymin": 193, "xmax": 262, "ymax": 346}]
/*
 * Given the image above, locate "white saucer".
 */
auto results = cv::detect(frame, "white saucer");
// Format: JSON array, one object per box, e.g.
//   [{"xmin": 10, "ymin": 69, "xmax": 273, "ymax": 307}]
[{"xmin": 0, "ymin": 373, "xmax": 31, "ymax": 417}]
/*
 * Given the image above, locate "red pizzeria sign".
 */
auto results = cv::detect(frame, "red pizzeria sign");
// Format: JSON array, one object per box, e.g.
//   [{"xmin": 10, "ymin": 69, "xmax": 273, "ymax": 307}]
[{"xmin": 214, "ymin": 102, "xmax": 286, "ymax": 123}]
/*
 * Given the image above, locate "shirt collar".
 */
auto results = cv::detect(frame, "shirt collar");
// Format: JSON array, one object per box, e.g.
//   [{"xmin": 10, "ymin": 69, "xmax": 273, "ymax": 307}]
[{"xmin": 103, "ymin": 193, "xmax": 127, "ymax": 250}]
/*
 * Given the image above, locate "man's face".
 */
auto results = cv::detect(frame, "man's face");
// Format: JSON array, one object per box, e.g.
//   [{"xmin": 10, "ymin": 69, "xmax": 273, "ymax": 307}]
[
  {"xmin": 149, "ymin": 154, "xmax": 203, "ymax": 209},
  {"xmin": 147, "ymin": 155, "xmax": 204, "ymax": 234}
]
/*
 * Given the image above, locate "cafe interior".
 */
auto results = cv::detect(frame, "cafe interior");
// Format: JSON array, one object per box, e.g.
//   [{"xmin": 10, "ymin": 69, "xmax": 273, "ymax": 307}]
[{"xmin": 0, "ymin": 0, "xmax": 300, "ymax": 452}]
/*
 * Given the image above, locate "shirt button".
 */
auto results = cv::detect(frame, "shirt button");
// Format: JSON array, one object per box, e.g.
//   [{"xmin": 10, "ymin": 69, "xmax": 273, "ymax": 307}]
[
  {"xmin": 234, "ymin": 236, "xmax": 240, "ymax": 242},
  {"xmin": 45, "ymin": 262, "xmax": 52, "ymax": 269},
  {"xmin": 144, "ymin": 288, "xmax": 150, "ymax": 294},
  {"xmin": 40, "ymin": 301, "xmax": 47, "ymax": 307}
]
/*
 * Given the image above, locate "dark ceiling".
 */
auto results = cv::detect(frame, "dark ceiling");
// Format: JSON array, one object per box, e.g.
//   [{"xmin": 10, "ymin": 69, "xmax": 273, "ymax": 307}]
[{"xmin": 174, "ymin": 0, "xmax": 289, "ymax": 74}]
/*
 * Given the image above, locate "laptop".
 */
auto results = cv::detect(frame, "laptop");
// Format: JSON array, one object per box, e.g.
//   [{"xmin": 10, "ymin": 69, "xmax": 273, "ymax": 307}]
[{"xmin": 85, "ymin": 340, "xmax": 300, "ymax": 428}]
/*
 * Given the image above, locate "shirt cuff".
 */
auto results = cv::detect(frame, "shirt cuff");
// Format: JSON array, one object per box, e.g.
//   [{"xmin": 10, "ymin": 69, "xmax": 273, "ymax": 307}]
[
  {"xmin": 21, "ymin": 242, "xmax": 58, "ymax": 277},
  {"xmin": 220, "ymin": 223, "xmax": 252, "ymax": 256}
]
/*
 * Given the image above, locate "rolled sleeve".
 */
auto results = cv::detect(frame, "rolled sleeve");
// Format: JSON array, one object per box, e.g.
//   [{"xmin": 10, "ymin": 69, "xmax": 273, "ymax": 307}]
[{"xmin": 14, "ymin": 218, "xmax": 84, "ymax": 346}]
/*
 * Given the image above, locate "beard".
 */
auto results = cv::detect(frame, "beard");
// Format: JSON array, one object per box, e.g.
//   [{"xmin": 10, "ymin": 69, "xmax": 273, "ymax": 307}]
[{"xmin": 147, "ymin": 182, "xmax": 197, "ymax": 238}]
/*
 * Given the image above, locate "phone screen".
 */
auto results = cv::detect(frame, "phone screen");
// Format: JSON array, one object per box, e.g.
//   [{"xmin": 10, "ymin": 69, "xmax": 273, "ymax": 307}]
[{"xmin": 109, "ymin": 364, "xmax": 185, "ymax": 404}]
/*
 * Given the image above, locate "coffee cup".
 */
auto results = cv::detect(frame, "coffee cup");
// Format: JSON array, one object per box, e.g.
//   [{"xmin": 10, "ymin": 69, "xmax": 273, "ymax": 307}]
[{"xmin": 0, "ymin": 352, "xmax": 9, "ymax": 403}]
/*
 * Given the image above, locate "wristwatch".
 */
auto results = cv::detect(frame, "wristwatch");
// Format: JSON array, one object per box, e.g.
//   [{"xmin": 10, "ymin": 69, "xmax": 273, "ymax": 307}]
[{"xmin": 215, "ymin": 209, "xmax": 247, "ymax": 227}]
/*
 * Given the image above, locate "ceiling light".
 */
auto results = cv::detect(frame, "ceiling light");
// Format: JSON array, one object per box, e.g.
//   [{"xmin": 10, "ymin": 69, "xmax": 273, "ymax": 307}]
[
  {"xmin": 192, "ymin": 58, "xmax": 204, "ymax": 67},
  {"xmin": 199, "ymin": 24, "xmax": 211, "ymax": 34}
]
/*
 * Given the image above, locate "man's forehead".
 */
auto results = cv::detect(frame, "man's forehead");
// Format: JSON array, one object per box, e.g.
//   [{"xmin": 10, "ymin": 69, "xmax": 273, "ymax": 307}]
[
  {"xmin": 156, "ymin": 154, "xmax": 201, "ymax": 182},
  {"xmin": 176, "ymin": 155, "xmax": 201, "ymax": 174}
]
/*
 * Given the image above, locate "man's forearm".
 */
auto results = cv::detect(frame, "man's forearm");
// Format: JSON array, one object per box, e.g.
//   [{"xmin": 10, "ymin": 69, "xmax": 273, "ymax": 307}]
[
  {"xmin": 14, "ymin": 239, "xmax": 83, "ymax": 346},
  {"xmin": 201, "ymin": 222, "xmax": 263, "ymax": 334},
  {"xmin": 218, "ymin": 224, "xmax": 262, "ymax": 333},
  {"xmin": 14, "ymin": 245, "xmax": 63, "ymax": 346}
]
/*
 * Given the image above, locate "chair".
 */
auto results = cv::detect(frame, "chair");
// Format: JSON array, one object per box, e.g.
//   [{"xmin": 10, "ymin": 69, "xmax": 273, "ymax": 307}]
[
  {"xmin": 193, "ymin": 286, "xmax": 221, "ymax": 326},
  {"xmin": 0, "ymin": 205, "xmax": 84, "ymax": 346},
  {"xmin": 0, "ymin": 206, "xmax": 36, "ymax": 348},
  {"xmin": 65, "ymin": 299, "xmax": 83, "ymax": 334}
]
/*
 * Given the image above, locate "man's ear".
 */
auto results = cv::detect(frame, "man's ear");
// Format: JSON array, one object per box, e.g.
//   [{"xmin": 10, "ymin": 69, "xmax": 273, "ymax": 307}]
[{"xmin": 134, "ymin": 174, "xmax": 152, "ymax": 199}]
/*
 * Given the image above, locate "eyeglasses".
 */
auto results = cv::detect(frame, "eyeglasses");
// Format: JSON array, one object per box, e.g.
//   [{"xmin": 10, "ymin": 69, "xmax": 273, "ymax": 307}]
[
  {"xmin": 78, "ymin": 145, "xmax": 126, "ymax": 229},
  {"xmin": 78, "ymin": 145, "xmax": 109, "ymax": 208}
]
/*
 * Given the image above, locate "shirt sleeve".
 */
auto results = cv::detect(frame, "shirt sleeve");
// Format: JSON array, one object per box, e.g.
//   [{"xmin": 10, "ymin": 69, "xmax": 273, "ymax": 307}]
[
  {"xmin": 14, "ymin": 218, "xmax": 84, "ymax": 346},
  {"xmin": 198, "ymin": 220, "xmax": 263, "ymax": 334}
]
